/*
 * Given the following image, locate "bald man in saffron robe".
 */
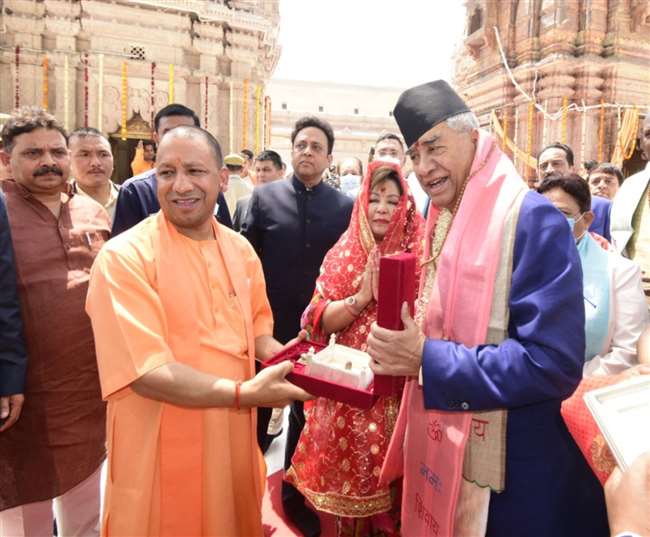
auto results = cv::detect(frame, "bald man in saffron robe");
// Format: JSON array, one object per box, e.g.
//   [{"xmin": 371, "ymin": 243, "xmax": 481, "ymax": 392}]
[{"xmin": 86, "ymin": 126, "xmax": 310, "ymax": 537}]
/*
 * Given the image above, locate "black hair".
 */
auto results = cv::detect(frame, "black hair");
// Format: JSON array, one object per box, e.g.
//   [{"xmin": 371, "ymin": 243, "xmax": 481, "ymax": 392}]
[
  {"xmin": 588, "ymin": 162, "xmax": 624, "ymax": 186},
  {"xmin": 582, "ymin": 159, "xmax": 598, "ymax": 173},
  {"xmin": 538, "ymin": 142, "xmax": 574, "ymax": 167},
  {"xmin": 337, "ymin": 156, "xmax": 363, "ymax": 176},
  {"xmin": 290, "ymin": 116, "xmax": 335, "ymax": 155},
  {"xmin": 1, "ymin": 106, "xmax": 67, "ymax": 152},
  {"xmin": 255, "ymin": 149, "xmax": 283, "ymax": 169},
  {"xmin": 143, "ymin": 140, "xmax": 156, "ymax": 149},
  {"xmin": 375, "ymin": 132, "xmax": 404, "ymax": 149},
  {"xmin": 240, "ymin": 149, "xmax": 254, "ymax": 161},
  {"xmin": 537, "ymin": 173, "xmax": 591, "ymax": 213},
  {"xmin": 69, "ymin": 127, "xmax": 107, "ymax": 142},
  {"xmin": 154, "ymin": 104, "xmax": 200, "ymax": 133}
]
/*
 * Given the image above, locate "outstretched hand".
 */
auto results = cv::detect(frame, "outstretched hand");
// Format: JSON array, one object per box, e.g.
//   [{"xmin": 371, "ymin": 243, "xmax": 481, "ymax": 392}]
[
  {"xmin": 367, "ymin": 302, "xmax": 424, "ymax": 377},
  {"xmin": 242, "ymin": 361, "xmax": 313, "ymax": 408}
]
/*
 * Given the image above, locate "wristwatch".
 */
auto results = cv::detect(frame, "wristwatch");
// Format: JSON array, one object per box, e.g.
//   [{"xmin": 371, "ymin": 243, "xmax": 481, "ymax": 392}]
[{"xmin": 344, "ymin": 295, "xmax": 362, "ymax": 316}]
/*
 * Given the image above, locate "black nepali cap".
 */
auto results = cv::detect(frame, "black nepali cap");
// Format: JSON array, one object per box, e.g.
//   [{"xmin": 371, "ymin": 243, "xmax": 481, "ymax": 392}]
[{"xmin": 393, "ymin": 80, "xmax": 470, "ymax": 148}]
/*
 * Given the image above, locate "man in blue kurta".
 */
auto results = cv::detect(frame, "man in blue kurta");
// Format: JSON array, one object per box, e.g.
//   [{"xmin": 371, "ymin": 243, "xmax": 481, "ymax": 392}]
[{"xmin": 367, "ymin": 81, "xmax": 607, "ymax": 536}]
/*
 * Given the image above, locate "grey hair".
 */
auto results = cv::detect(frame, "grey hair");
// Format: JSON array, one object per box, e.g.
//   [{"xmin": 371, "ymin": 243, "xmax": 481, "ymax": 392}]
[{"xmin": 445, "ymin": 112, "xmax": 479, "ymax": 133}]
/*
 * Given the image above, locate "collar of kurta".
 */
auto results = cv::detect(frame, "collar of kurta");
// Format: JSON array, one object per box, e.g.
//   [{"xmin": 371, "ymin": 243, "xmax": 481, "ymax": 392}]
[
  {"xmin": 291, "ymin": 174, "xmax": 325, "ymax": 193},
  {"xmin": 2, "ymin": 178, "xmax": 74, "ymax": 199}
]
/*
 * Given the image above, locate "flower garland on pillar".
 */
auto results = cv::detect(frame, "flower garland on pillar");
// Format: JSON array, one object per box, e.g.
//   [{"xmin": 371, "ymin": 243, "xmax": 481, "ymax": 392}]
[
  {"xmin": 168, "ymin": 64, "xmax": 175, "ymax": 104},
  {"xmin": 513, "ymin": 106, "xmax": 519, "ymax": 172},
  {"xmin": 229, "ymin": 80, "xmax": 235, "ymax": 152},
  {"xmin": 254, "ymin": 84, "xmax": 262, "ymax": 154},
  {"xmin": 121, "ymin": 61, "xmax": 128, "ymax": 141},
  {"xmin": 501, "ymin": 109, "xmax": 508, "ymax": 152},
  {"xmin": 242, "ymin": 79, "xmax": 249, "ymax": 150},
  {"xmin": 97, "ymin": 54, "xmax": 104, "ymax": 132},
  {"xmin": 204, "ymin": 76, "xmax": 209, "ymax": 129},
  {"xmin": 42, "ymin": 56, "xmax": 49, "ymax": 110},
  {"xmin": 14, "ymin": 46, "xmax": 20, "ymax": 109},
  {"xmin": 150, "ymin": 62, "xmax": 156, "ymax": 136},
  {"xmin": 63, "ymin": 55, "xmax": 70, "ymax": 131},
  {"xmin": 526, "ymin": 100, "xmax": 535, "ymax": 180},
  {"xmin": 580, "ymin": 102, "xmax": 587, "ymax": 165},
  {"xmin": 264, "ymin": 95, "xmax": 271, "ymax": 148},
  {"xmin": 541, "ymin": 99, "xmax": 548, "ymax": 146},
  {"xmin": 561, "ymin": 96, "xmax": 569, "ymax": 145},
  {"xmin": 598, "ymin": 99, "xmax": 605, "ymax": 162},
  {"xmin": 83, "ymin": 53, "xmax": 89, "ymax": 128}
]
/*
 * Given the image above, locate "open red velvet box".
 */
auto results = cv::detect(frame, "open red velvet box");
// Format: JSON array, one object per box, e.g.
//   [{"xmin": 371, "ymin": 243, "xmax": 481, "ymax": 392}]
[
  {"xmin": 262, "ymin": 253, "xmax": 416, "ymax": 409},
  {"xmin": 262, "ymin": 341, "xmax": 380, "ymax": 409}
]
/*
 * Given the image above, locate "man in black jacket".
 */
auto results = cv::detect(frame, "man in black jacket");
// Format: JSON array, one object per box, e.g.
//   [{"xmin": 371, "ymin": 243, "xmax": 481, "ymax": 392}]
[
  {"xmin": 0, "ymin": 190, "xmax": 27, "ymax": 432},
  {"xmin": 244, "ymin": 117, "xmax": 353, "ymax": 536}
]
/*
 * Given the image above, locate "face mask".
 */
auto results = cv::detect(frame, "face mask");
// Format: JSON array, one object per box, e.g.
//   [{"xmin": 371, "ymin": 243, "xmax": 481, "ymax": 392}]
[
  {"xmin": 340, "ymin": 174, "xmax": 361, "ymax": 198},
  {"xmin": 566, "ymin": 212, "xmax": 585, "ymax": 237}
]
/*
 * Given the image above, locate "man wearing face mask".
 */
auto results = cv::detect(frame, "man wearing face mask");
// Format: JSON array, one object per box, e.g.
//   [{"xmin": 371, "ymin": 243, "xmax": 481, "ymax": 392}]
[
  {"xmin": 337, "ymin": 156, "xmax": 363, "ymax": 198},
  {"xmin": 539, "ymin": 174, "xmax": 648, "ymax": 376}
]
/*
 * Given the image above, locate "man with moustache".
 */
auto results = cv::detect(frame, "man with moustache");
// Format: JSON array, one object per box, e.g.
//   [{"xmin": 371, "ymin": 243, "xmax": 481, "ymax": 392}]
[
  {"xmin": 611, "ymin": 112, "xmax": 650, "ymax": 304},
  {"xmin": 0, "ymin": 107, "xmax": 108, "ymax": 536},
  {"xmin": 112, "ymin": 103, "xmax": 231, "ymax": 235},
  {"xmin": 69, "ymin": 127, "xmax": 120, "ymax": 222},
  {"xmin": 367, "ymin": 81, "xmax": 607, "ymax": 537},
  {"xmin": 536, "ymin": 142, "xmax": 612, "ymax": 241},
  {"xmin": 244, "ymin": 116, "xmax": 353, "ymax": 536},
  {"xmin": 86, "ymin": 126, "xmax": 310, "ymax": 536},
  {"xmin": 588, "ymin": 163, "xmax": 623, "ymax": 201}
]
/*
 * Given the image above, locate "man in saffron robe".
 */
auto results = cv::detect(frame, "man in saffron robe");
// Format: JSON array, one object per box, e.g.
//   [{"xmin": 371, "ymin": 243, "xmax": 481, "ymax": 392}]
[
  {"xmin": 367, "ymin": 81, "xmax": 608, "ymax": 536},
  {"xmin": 86, "ymin": 126, "xmax": 311, "ymax": 537}
]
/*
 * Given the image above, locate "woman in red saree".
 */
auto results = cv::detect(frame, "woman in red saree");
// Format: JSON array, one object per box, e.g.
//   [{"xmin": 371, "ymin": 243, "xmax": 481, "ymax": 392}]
[{"xmin": 286, "ymin": 160, "xmax": 424, "ymax": 536}]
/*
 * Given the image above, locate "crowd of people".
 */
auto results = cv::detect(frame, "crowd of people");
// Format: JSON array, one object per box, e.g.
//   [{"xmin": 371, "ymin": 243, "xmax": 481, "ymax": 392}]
[{"xmin": 0, "ymin": 79, "xmax": 649, "ymax": 537}]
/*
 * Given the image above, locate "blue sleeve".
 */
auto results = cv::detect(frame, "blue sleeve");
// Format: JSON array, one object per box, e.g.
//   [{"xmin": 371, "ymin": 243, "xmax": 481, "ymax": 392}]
[
  {"xmin": 0, "ymin": 192, "xmax": 27, "ymax": 396},
  {"xmin": 421, "ymin": 192, "xmax": 585, "ymax": 411},
  {"xmin": 111, "ymin": 182, "xmax": 146, "ymax": 236}
]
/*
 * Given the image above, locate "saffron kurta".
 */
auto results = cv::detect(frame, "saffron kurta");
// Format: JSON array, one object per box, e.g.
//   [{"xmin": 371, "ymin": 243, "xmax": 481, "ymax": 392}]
[{"xmin": 86, "ymin": 212, "xmax": 273, "ymax": 537}]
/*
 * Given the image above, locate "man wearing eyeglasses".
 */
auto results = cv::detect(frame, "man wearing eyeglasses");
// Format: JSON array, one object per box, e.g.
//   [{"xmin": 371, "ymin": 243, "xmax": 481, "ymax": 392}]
[{"xmin": 244, "ymin": 116, "xmax": 353, "ymax": 537}]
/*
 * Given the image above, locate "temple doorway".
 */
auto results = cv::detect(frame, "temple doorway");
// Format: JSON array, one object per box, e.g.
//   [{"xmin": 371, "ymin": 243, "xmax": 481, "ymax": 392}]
[{"xmin": 109, "ymin": 112, "xmax": 155, "ymax": 184}]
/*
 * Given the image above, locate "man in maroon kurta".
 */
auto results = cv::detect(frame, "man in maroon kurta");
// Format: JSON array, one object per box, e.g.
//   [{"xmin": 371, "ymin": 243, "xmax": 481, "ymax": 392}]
[{"xmin": 0, "ymin": 107, "xmax": 108, "ymax": 536}]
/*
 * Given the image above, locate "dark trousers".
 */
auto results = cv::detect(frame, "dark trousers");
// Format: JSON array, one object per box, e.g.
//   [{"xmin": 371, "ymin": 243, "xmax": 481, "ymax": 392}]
[{"xmin": 282, "ymin": 400, "xmax": 307, "ymax": 508}]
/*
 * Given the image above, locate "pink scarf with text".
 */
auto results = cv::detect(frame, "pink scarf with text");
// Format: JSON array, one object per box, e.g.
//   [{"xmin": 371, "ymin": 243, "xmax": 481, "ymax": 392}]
[{"xmin": 380, "ymin": 130, "xmax": 527, "ymax": 536}]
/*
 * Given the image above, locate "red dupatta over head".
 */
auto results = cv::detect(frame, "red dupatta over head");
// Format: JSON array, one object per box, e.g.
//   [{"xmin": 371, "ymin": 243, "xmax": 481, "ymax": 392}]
[{"xmin": 313, "ymin": 160, "xmax": 424, "ymax": 311}]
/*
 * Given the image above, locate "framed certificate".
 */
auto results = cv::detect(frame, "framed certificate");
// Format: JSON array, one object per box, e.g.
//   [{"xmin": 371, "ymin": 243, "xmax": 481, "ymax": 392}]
[{"xmin": 584, "ymin": 375, "xmax": 650, "ymax": 471}]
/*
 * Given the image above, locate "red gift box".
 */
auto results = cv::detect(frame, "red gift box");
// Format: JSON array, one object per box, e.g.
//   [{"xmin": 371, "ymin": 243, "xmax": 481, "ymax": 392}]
[
  {"xmin": 374, "ymin": 253, "xmax": 416, "ymax": 395},
  {"xmin": 262, "ymin": 253, "xmax": 416, "ymax": 408},
  {"xmin": 262, "ymin": 341, "xmax": 379, "ymax": 409}
]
